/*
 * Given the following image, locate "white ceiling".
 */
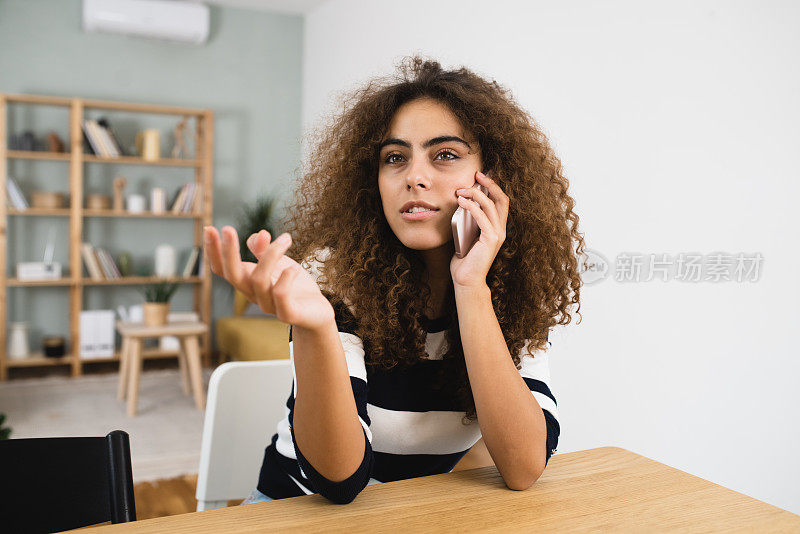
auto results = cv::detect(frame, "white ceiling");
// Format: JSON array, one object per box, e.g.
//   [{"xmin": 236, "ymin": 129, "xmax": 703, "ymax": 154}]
[{"xmin": 185, "ymin": 0, "xmax": 329, "ymax": 15}]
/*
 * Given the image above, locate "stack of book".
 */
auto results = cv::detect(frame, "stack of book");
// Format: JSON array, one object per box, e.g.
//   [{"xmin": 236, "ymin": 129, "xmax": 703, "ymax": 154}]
[
  {"xmin": 171, "ymin": 182, "xmax": 203, "ymax": 213},
  {"xmin": 5, "ymin": 177, "xmax": 28, "ymax": 209},
  {"xmin": 82, "ymin": 118, "xmax": 124, "ymax": 158},
  {"xmin": 81, "ymin": 243, "xmax": 121, "ymax": 280}
]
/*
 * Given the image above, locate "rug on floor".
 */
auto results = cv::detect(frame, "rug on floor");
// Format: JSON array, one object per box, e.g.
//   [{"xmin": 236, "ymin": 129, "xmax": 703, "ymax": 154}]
[{"xmin": 0, "ymin": 368, "xmax": 212, "ymax": 482}]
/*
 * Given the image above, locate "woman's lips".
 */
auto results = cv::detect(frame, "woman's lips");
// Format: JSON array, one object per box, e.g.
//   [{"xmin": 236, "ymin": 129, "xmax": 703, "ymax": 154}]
[{"xmin": 401, "ymin": 209, "xmax": 439, "ymax": 221}]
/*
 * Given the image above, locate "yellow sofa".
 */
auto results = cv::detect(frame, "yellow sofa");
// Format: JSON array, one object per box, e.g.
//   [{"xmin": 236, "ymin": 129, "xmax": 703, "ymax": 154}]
[{"xmin": 215, "ymin": 290, "xmax": 290, "ymax": 361}]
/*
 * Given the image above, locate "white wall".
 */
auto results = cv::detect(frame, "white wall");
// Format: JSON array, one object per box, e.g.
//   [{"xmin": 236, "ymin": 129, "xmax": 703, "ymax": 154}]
[{"xmin": 302, "ymin": 0, "xmax": 800, "ymax": 514}]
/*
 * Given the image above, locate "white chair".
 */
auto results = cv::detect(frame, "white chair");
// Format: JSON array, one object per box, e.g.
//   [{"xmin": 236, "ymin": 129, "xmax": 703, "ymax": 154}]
[{"xmin": 195, "ymin": 360, "xmax": 293, "ymax": 511}]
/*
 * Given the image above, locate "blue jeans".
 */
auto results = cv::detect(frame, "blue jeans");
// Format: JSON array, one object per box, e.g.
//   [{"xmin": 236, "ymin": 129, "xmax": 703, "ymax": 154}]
[{"xmin": 241, "ymin": 488, "xmax": 274, "ymax": 504}]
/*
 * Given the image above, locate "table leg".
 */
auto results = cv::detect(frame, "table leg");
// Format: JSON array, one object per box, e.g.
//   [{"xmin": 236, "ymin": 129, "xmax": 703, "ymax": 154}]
[
  {"xmin": 184, "ymin": 335, "xmax": 205, "ymax": 411},
  {"xmin": 177, "ymin": 341, "xmax": 191, "ymax": 395},
  {"xmin": 117, "ymin": 336, "xmax": 130, "ymax": 400},
  {"xmin": 126, "ymin": 338, "xmax": 143, "ymax": 417}
]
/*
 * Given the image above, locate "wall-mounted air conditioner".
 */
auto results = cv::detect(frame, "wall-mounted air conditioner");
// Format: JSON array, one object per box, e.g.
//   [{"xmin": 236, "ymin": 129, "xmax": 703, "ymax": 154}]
[{"xmin": 82, "ymin": 0, "xmax": 210, "ymax": 45}]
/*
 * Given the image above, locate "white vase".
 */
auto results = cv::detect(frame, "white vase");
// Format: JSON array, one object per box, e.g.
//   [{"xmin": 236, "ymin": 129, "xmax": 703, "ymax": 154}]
[
  {"xmin": 8, "ymin": 322, "xmax": 30, "ymax": 360},
  {"xmin": 154, "ymin": 244, "xmax": 176, "ymax": 277}
]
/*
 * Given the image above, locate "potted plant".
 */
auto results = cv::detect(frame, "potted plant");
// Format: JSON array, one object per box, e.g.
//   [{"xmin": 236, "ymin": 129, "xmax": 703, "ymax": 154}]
[
  {"xmin": 139, "ymin": 281, "xmax": 180, "ymax": 326},
  {"xmin": 0, "ymin": 413, "xmax": 12, "ymax": 440},
  {"xmin": 236, "ymin": 194, "xmax": 278, "ymax": 263}
]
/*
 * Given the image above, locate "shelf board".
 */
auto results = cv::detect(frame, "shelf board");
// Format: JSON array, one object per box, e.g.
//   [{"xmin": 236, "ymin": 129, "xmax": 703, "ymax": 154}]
[
  {"xmin": 83, "ymin": 154, "xmax": 200, "ymax": 167},
  {"xmin": 5, "ymin": 151, "xmax": 200, "ymax": 167},
  {"xmin": 5, "ymin": 354, "xmax": 73, "ymax": 367},
  {"xmin": 7, "ymin": 208, "xmax": 71, "ymax": 216},
  {"xmin": 5, "ymin": 208, "xmax": 202, "ymax": 218},
  {"xmin": 82, "ymin": 276, "xmax": 202, "ymax": 286},
  {"xmin": 83, "ymin": 209, "xmax": 201, "ymax": 218},
  {"xmin": 5, "ymin": 348, "xmax": 183, "ymax": 368},
  {"xmin": 6, "ymin": 150, "xmax": 70, "ymax": 161},
  {"xmin": 6, "ymin": 278, "xmax": 72, "ymax": 287},
  {"xmin": 6, "ymin": 276, "xmax": 202, "ymax": 287}
]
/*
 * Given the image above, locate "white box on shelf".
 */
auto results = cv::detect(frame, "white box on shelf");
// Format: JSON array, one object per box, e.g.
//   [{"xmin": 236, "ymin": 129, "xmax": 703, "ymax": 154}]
[
  {"xmin": 80, "ymin": 309, "xmax": 115, "ymax": 359},
  {"xmin": 16, "ymin": 262, "xmax": 62, "ymax": 280}
]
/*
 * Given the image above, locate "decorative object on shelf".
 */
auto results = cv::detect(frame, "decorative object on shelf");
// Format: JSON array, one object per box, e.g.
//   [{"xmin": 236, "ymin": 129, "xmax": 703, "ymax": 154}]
[
  {"xmin": 79, "ymin": 310, "xmax": 115, "ymax": 359},
  {"xmin": 170, "ymin": 116, "xmax": 192, "ymax": 159},
  {"xmin": 140, "ymin": 282, "xmax": 180, "ymax": 326},
  {"xmin": 154, "ymin": 244, "xmax": 176, "ymax": 277},
  {"xmin": 128, "ymin": 304, "xmax": 144, "ymax": 323},
  {"xmin": 31, "ymin": 191, "xmax": 66, "ymax": 209},
  {"xmin": 117, "ymin": 251, "xmax": 132, "ymax": 276},
  {"xmin": 86, "ymin": 193, "xmax": 111, "ymax": 210},
  {"xmin": 135, "ymin": 128, "xmax": 161, "ymax": 161},
  {"xmin": 46, "ymin": 131, "xmax": 65, "ymax": 153},
  {"xmin": 150, "ymin": 187, "xmax": 165, "ymax": 213},
  {"xmin": 7, "ymin": 322, "xmax": 30, "ymax": 360},
  {"xmin": 42, "ymin": 335, "xmax": 66, "ymax": 358},
  {"xmin": 113, "ymin": 176, "xmax": 127, "ymax": 211},
  {"xmin": 126, "ymin": 194, "xmax": 145, "ymax": 213},
  {"xmin": 17, "ymin": 227, "xmax": 62, "ymax": 281},
  {"xmin": 236, "ymin": 194, "xmax": 278, "ymax": 263}
]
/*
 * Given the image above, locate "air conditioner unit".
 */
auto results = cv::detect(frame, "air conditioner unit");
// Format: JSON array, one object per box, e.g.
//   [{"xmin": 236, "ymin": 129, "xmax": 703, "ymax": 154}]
[{"xmin": 82, "ymin": 0, "xmax": 210, "ymax": 45}]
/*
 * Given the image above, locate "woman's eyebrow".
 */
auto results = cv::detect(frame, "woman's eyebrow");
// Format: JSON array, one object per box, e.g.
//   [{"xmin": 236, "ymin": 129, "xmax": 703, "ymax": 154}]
[{"xmin": 379, "ymin": 135, "xmax": 472, "ymax": 150}]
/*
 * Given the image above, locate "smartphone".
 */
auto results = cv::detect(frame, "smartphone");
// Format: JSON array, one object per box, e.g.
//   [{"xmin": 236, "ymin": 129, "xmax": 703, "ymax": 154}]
[{"xmin": 451, "ymin": 182, "xmax": 490, "ymax": 258}]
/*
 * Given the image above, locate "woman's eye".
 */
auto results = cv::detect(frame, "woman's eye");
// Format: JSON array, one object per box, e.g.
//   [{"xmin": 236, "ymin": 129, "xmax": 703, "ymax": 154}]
[
  {"xmin": 384, "ymin": 153, "xmax": 404, "ymax": 164},
  {"xmin": 435, "ymin": 150, "xmax": 459, "ymax": 161}
]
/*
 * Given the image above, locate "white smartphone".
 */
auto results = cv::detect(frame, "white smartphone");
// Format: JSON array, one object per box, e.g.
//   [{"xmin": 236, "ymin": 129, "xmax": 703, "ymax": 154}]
[{"xmin": 451, "ymin": 182, "xmax": 490, "ymax": 258}]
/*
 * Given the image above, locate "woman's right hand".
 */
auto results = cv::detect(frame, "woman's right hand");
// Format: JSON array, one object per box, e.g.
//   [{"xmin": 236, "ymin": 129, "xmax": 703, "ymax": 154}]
[{"xmin": 203, "ymin": 225, "xmax": 335, "ymax": 332}]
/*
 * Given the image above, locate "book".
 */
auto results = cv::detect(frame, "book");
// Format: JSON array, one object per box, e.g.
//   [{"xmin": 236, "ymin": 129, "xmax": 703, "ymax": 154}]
[
  {"xmin": 192, "ymin": 183, "xmax": 203, "ymax": 213},
  {"xmin": 96, "ymin": 248, "xmax": 120, "ymax": 278},
  {"xmin": 80, "ymin": 243, "xmax": 104, "ymax": 280},
  {"xmin": 171, "ymin": 183, "xmax": 189, "ymax": 213},
  {"xmin": 182, "ymin": 246, "xmax": 200, "ymax": 277},
  {"xmin": 6, "ymin": 177, "xmax": 28, "ymax": 209},
  {"xmin": 88, "ymin": 120, "xmax": 113, "ymax": 157},
  {"xmin": 81, "ymin": 121, "xmax": 101, "ymax": 155},
  {"xmin": 181, "ymin": 182, "xmax": 196, "ymax": 212},
  {"xmin": 82, "ymin": 120, "xmax": 108, "ymax": 156},
  {"xmin": 97, "ymin": 117, "xmax": 123, "ymax": 156},
  {"xmin": 95, "ymin": 122, "xmax": 119, "ymax": 157}
]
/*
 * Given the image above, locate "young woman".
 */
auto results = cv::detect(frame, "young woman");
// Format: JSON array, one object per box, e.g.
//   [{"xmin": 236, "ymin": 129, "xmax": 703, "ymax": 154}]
[{"xmin": 203, "ymin": 57, "xmax": 584, "ymax": 505}]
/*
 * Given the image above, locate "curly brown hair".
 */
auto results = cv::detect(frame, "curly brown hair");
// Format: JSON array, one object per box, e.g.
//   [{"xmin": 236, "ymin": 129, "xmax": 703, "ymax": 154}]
[{"xmin": 281, "ymin": 56, "xmax": 585, "ymax": 423}]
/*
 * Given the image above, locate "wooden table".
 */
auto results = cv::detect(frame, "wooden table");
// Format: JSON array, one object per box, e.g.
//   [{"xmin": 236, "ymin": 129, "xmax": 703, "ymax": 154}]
[
  {"xmin": 116, "ymin": 320, "xmax": 208, "ymax": 416},
  {"xmin": 83, "ymin": 446, "xmax": 797, "ymax": 532}
]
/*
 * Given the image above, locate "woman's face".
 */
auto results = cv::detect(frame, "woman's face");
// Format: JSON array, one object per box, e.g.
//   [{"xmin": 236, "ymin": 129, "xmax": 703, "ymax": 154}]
[{"xmin": 378, "ymin": 98, "xmax": 483, "ymax": 251}]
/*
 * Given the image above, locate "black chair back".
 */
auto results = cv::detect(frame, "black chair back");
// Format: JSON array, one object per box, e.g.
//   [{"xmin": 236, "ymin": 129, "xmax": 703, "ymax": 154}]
[{"xmin": 0, "ymin": 429, "xmax": 136, "ymax": 533}]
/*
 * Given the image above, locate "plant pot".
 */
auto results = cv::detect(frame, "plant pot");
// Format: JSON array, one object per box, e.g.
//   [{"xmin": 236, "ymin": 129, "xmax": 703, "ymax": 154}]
[{"xmin": 143, "ymin": 302, "xmax": 170, "ymax": 326}]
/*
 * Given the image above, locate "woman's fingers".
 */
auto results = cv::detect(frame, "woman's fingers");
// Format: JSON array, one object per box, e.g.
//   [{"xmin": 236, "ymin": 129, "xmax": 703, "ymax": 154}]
[
  {"xmin": 271, "ymin": 264, "xmax": 301, "ymax": 320},
  {"xmin": 251, "ymin": 233, "xmax": 293, "ymax": 312},
  {"xmin": 203, "ymin": 226, "xmax": 225, "ymax": 276},
  {"xmin": 219, "ymin": 226, "xmax": 251, "ymax": 292}
]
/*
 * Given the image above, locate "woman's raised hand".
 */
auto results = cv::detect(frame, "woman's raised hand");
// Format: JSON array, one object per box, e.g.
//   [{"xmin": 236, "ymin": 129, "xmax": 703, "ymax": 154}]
[{"xmin": 203, "ymin": 225, "xmax": 334, "ymax": 332}]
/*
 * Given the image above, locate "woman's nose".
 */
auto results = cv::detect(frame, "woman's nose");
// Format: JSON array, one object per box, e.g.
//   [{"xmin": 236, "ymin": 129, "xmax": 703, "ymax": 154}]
[{"xmin": 405, "ymin": 160, "xmax": 431, "ymax": 190}]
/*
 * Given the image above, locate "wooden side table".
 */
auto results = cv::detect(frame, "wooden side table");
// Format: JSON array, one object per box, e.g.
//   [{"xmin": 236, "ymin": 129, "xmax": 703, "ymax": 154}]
[{"xmin": 116, "ymin": 320, "xmax": 208, "ymax": 416}]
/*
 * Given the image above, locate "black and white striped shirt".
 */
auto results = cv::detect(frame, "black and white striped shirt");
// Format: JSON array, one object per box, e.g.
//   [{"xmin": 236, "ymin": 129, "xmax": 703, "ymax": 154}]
[{"xmin": 255, "ymin": 296, "xmax": 560, "ymax": 504}]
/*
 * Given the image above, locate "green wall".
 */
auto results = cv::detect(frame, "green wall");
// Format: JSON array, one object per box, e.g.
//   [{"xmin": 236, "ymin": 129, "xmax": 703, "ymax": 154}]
[{"xmin": 0, "ymin": 0, "xmax": 303, "ymax": 356}]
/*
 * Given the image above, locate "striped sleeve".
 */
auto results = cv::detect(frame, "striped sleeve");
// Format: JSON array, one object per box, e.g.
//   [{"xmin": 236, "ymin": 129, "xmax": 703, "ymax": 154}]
[
  {"xmin": 286, "ymin": 298, "xmax": 374, "ymax": 504},
  {"xmin": 517, "ymin": 334, "xmax": 560, "ymax": 466}
]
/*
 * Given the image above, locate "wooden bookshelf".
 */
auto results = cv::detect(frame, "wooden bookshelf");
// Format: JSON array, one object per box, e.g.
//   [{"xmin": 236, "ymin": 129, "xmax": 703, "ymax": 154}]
[{"xmin": 0, "ymin": 93, "xmax": 214, "ymax": 380}]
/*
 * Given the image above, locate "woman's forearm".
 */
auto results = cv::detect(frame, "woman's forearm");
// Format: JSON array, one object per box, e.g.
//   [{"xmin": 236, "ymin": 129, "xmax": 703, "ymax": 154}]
[
  {"xmin": 291, "ymin": 320, "xmax": 366, "ymax": 482},
  {"xmin": 454, "ymin": 283, "xmax": 548, "ymax": 490}
]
